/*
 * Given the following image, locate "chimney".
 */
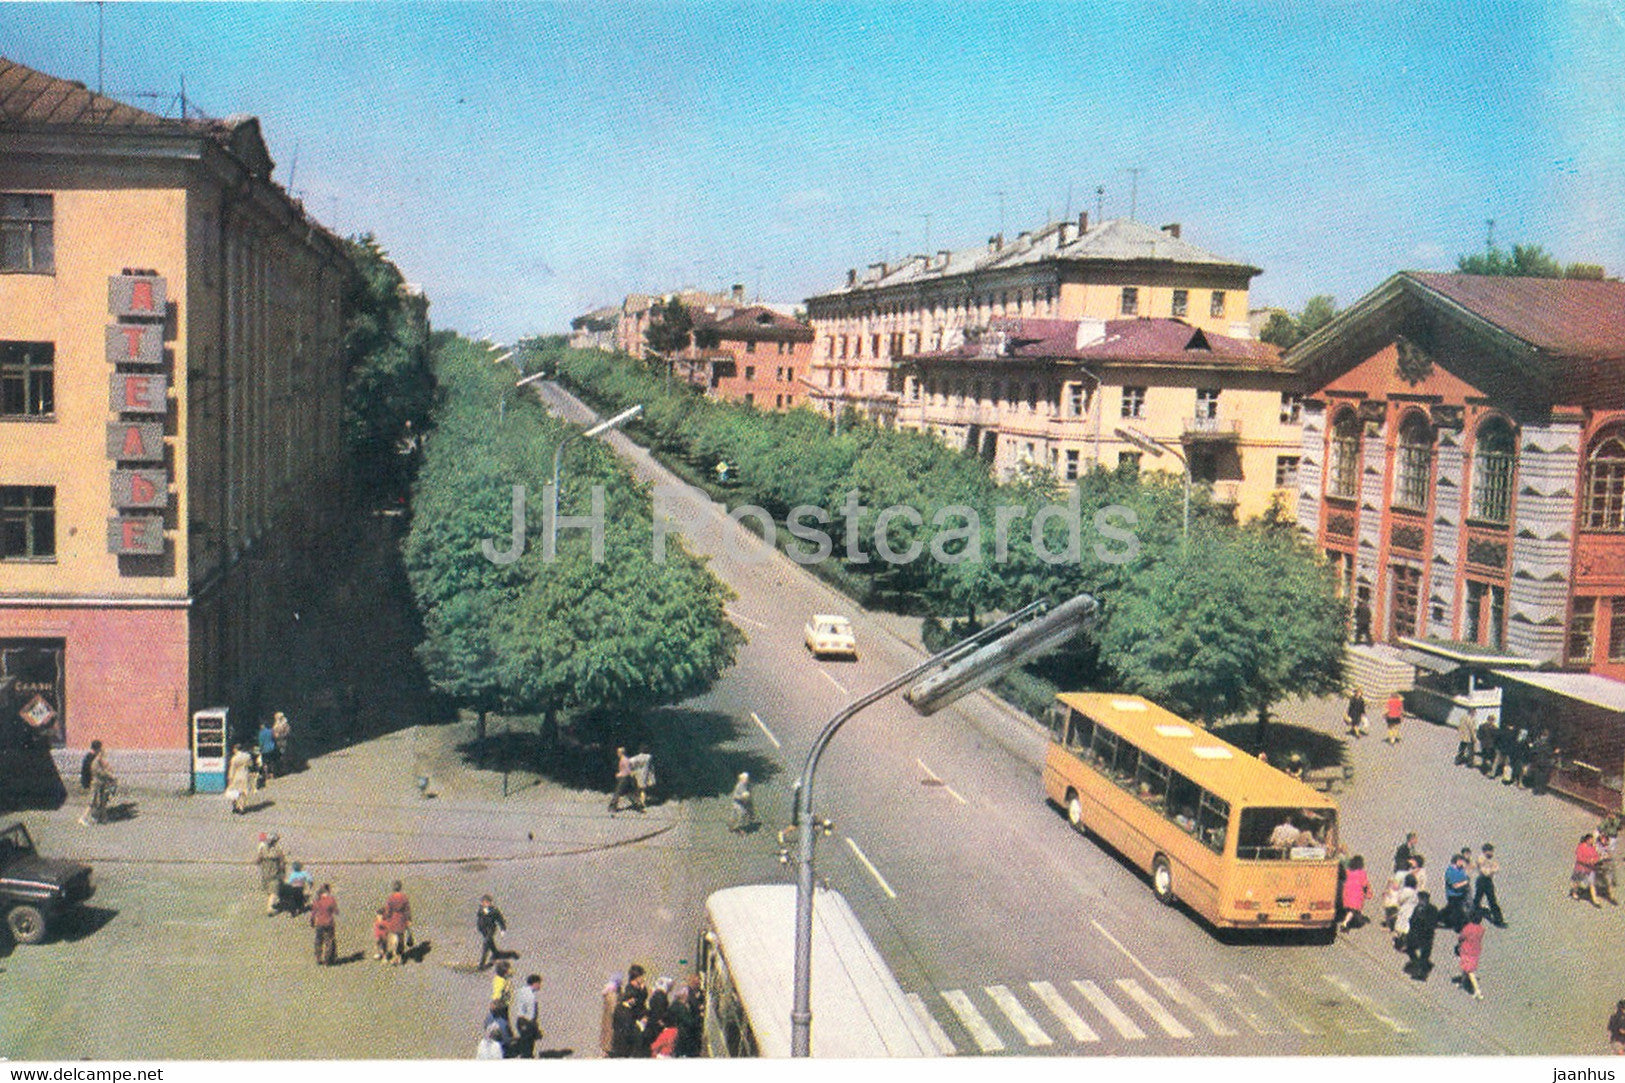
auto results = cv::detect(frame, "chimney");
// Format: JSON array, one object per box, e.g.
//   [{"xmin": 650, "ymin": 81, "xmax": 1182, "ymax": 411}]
[
  {"xmin": 1075, "ymin": 318, "xmax": 1108, "ymax": 349},
  {"xmin": 1018, "ymin": 231, "xmax": 1032, "ymax": 246},
  {"xmin": 847, "ymin": 269, "xmax": 857, "ymax": 286},
  {"xmin": 937, "ymin": 249, "xmax": 951, "ymax": 268},
  {"xmin": 1057, "ymin": 222, "xmax": 1072, "ymax": 245},
  {"xmin": 1078, "ymin": 211, "xmax": 1089, "ymax": 234},
  {"xmin": 1161, "ymin": 222, "xmax": 1182, "ymax": 239},
  {"xmin": 869, "ymin": 261, "xmax": 888, "ymax": 278},
  {"xmin": 732, "ymin": 283, "xmax": 745, "ymax": 302},
  {"xmin": 989, "ymin": 233, "xmax": 1004, "ymax": 252}
]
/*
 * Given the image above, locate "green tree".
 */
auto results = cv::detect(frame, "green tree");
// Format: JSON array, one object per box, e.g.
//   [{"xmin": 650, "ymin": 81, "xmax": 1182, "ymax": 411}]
[
  {"xmin": 343, "ymin": 235, "xmax": 436, "ymax": 496},
  {"xmin": 644, "ymin": 298, "xmax": 695, "ymax": 357},
  {"xmin": 1258, "ymin": 295, "xmax": 1338, "ymax": 349},
  {"xmin": 1457, "ymin": 243, "xmax": 1608, "ymax": 280}
]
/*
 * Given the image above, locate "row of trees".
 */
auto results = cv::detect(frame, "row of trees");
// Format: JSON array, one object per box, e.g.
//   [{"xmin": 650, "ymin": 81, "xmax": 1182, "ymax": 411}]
[
  {"xmin": 539, "ymin": 342, "xmax": 1346, "ymax": 729},
  {"xmin": 403, "ymin": 335, "xmax": 740, "ymax": 745}
]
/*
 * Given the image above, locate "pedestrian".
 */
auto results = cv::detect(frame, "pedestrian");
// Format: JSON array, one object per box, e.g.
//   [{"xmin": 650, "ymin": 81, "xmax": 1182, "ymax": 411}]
[
  {"xmin": 1573, "ymin": 833, "xmax": 1604, "ymax": 907},
  {"xmin": 608, "ymin": 746, "xmax": 633, "ymax": 813},
  {"xmin": 1441, "ymin": 852, "xmax": 1472, "ymax": 931},
  {"xmin": 475, "ymin": 893, "xmax": 507, "ymax": 970},
  {"xmin": 628, "ymin": 745, "xmax": 655, "ymax": 811},
  {"xmin": 609, "ymin": 983, "xmax": 644, "ymax": 1058},
  {"xmin": 639, "ymin": 978, "xmax": 671, "ymax": 1058},
  {"xmin": 1476, "ymin": 714, "xmax": 1500, "ymax": 776},
  {"xmin": 1391, "ymin": 872, "xmax": 1420, "ymax": 950},
  {"xmin": 1453, "ymin": 909, "xmax": 1485, "ymax": 999},
  {"xmin": 1339, "ymin": 854, "xmax": 1371, "ymax": 932},
  {"xmin": 1393, "ymin": 831, "xmax": 1420, "ymax": 873},
  {"xmin": 491, "ymin": 960, "xmax": 514, "ymax": 1021},
  {"xmin": 256, "ymin": 833, "xmax": 287, "ymax": 916},
  {"xmin": 1409, "ymin": 854, "xmax": 1428, "ymax": 894},
  {"xmin": 475, "ymin": 1022, "xmax": 506, "ymax": 1060},
  {"xmin": 1380, "ymin": 865, "xmax": 1406, "ymax": 930},
  {"xmin": 1454, "ymin": 709, "xmax": 1476, "ymax": 765},
  {"xmin": 668, "ymin": 984, "xmax": 696, "ymax": 1058},
  {"xmin": 513, "ymin": 974, "xmax": 542, "ymax": 1059},
  {"xmin": 1609, "ymin": 999, "xmax": 1625, "ymax": 1054},
  {"xmin": 1346, "ymin": 689, "xmax": 1367, "ymax": 738},
  {"xmin": 1404, "ymin": 890, "xmax": 1440, "ymax": 980},
  {"xmin": 1383, "ymin": 692, "xmax": 1405, "ymax": 744},
  {"xmin": 258, "ymin": 718, "xmax": 280, "ymax": 780},
  {"xmin": 284, "ymin": 861, "xmax": 313, "ymax": 916},
  {"xmin": 79, "ymin": 740, "xmax": 116, "ymax": 825},
  {"xmin": 226, "ymin": 743, "xmax": 254, "ymax": 815},
  {"xmin": 384, "ymin": 879, "xmax": 413, "ymax": 963},
  {"xmin": 599, "ymin": 974, "xmax": 623, "ymax": 1057},
  {"xmin": 1492, "ymin": 716, "xmax": 1517, "ymax": 781},
  {"xmin": 683, "ymin": 973, "xmax": 705, "ymax": 1057},
  {"xmin": 481, "ymin": 1001, "xmax": 513, "ymax": 1057},
  {"xmin": 1473, "ymin": 843, "xmax": 1507, "ymax": 927},
  {"xmin": 649, "ymin": 1009, "xmax": 678, "ymax": 1058},
  {"xmin": 1353, "ymin": 593, "xmax": 1373, "ymax": 645},
  {"xmin": 1529, "ymin": 729, "xmax": 1556, "ymax": 794},
  {"xmin": 1598, "ymin": 832, "xmax": 1620, "ymax": 905},
  {"xmin": 1510, "ymin": 725, "xmax": 1534, "ymax": 786},
  {"xmin": 271, "ymin": 710, "xmax": 293, "ymax": 772},
  {"xmin": 310, "ymin": 883, "xmax": 338, "ymax": 965},
  {"xmin": 730, "ymin": 771, "xmax": 756, "ymax": 832},
  {"xmin": 372, "ymin": 907, "xmax": 391, "ymax": 962}
]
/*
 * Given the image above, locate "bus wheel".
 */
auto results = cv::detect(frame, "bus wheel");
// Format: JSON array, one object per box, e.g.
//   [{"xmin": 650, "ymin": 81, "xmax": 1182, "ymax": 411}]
[
  {"xmin": 1151, "ymin": 857, "xmax": 1174, "ymax": 904},
  {"xmin": 1066, "ymin": 793, "xmax": 1087, "ymax": 835}
]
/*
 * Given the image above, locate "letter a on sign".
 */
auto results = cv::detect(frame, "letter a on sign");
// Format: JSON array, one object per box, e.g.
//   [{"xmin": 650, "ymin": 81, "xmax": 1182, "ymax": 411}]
[{"xmin": 130, "ymin": 280, "xmax": 155, "ymax": 312}]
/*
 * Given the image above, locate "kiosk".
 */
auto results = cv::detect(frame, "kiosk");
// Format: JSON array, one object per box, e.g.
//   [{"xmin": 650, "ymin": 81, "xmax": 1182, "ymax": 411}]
[{"xmin": 191, "ymin": 708, "xmax": 228, "ymax": 794}]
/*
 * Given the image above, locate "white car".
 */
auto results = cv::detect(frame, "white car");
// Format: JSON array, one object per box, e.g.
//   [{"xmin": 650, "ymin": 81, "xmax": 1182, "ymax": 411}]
[{"xmin": 804, "ymin": 614, "xmax": 858, "ymax": 660}]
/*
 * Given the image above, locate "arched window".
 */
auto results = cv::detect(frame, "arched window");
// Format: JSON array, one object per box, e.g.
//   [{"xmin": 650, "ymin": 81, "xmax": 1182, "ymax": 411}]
[
  {"xmin": 1329, "ymin": 409, "xmax": 1361, "ymax": 499},
  {"xmin": 1470, "ymin": 417, "xmax": 1517, "ymax": 523},
  {"xmin": 1394, "ymin": 412, "xmax": 1434, "ymax": 511},
  {"xmin": 1585, "ymin": 435, "xmax": 1625, "ymax": 531}
]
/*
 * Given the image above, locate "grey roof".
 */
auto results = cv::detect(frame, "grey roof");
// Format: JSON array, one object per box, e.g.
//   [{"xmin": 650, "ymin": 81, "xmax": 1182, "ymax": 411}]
[
  {"xmin": 1494, "ymin": 670, "xmax": 1625, "ymax": 713},
  {"xmin": 814, "ymin": 218, "xmax": 1259, "ymax": 299}
]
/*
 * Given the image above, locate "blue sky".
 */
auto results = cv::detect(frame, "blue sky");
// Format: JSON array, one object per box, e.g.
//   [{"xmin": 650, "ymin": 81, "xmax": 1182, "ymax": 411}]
[{"xmin": 4, "ymin": 2, "xmax": 1622, "ymax": 341}]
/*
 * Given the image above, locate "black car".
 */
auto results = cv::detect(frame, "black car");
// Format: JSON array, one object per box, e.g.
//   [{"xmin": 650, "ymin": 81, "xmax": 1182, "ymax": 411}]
[{"xmin": 0, "ymin": 821, "xmax": 94, "ymax": 943}]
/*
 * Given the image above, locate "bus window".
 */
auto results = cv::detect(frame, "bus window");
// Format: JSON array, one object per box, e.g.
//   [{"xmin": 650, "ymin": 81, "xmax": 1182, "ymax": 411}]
[
  {"xmin": 1066, "ymin": 710, "xmax": 1094, "ymax": 754},
  {"xmin": 1167, "ymin": 771, "xmax": 1201, "ymax": 834},
  {"xmin": 1237, "ymin": 807, "xmax": 1336, "ymax": 860},
  {"xmin": 1090, "ymin": 726, "xmax": 1118, "ymax": 774},
  {"xmin": 1110, "ymin": 737, "xmax": 1139, "ymax": 785},
  {"xmin": 1134, "ymin": 753, "xmax": 1170, "ymax": 808},
  {"xmin": 1197, "ymin": 791, "xmax": 1230, "ymax": 854}
]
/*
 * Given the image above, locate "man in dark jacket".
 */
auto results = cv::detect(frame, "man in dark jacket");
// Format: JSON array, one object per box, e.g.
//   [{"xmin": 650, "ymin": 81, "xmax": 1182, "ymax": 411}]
[
  {"xmin": 1405, "ymin": 891, "xmax": 1440, "ymax": 980},
  {"xmin": 1476, "ymin": 716, "xmax": 1500, "ymax": 776},
  {"xmin": 476, "ymin": 894, "xmax": 507, "ymax": 970}
]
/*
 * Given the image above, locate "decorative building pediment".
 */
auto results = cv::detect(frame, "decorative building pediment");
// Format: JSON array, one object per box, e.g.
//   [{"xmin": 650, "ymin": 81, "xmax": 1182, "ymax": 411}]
[
  {"xmin": 1357, "ymin": 400, "xmax": 1387, "ymax": 423},
  {"xmin": 1395, "ymin": 335, "xmax": 1434, "ymax": 384}
]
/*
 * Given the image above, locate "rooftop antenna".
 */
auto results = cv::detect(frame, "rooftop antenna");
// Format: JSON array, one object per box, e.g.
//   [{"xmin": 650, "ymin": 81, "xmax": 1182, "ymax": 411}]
[
  {"xmin": 1120, "ymin": 166, "xmax": 1141, "ymax": 220},
  {"xmin": 752, "ymin": 263, "xmax": 763, "ymax": 301},
  {"xmin": 1064, "ymin": 182, "xmax": 1073, "ymax": 223},
  {"xmin": 179, "ymin": 74, "xmax": 186, "ymax": 121},
  {"xmin": 1485, "ymin": 218, "xmax": 1496, "ymax": 252},
  {"xmin": 96, "ymin": 1, "xmax": 105, "ymax": 95},
  {"xmin": 287, "ymin": 139, "xmax": 299, "ymax": 198},
  {"xmin": 1095, "ymin": 185, "xmax": 1104, "ymax": 223}
]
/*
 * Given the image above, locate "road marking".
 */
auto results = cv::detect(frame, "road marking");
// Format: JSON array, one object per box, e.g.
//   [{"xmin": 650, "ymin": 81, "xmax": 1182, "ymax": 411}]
[
  {"xmin": 819, "ymin": 670, "xmax": 849, "ymax": 695},
  {"xmin": 1029, "ymin": 981, "xmax": 1099, "ymax": 1043},
  {"xmin": 1089, "ymin": 919, "xmax": 1158, "ymax": 982},
  {"xmin": 986, "ymin": 985, "xmax": 1053, "ymax": 1046},
  {"xmin": 905, "ymin": 993, "xmax": 958, "ymax": 1056},
  {"xmin": 844, "ymin": 836, "xmax": 897, "ymax": 899},
  {"xmin": 1321, "ymin": 973, "xmax": 1413, "ymax": 1034},
  {"xmin": 1116, "ymin": 978, "xmax": 1193, "ymax": 1038},
  {"xmin": 1071, "ymin": 980, "xmax": 1146, "ymax": 1039},
  {"xmin": 915, "ymin": 757, "xmax": 968, "ymax": 804},
  {"xmin": 1155, "ymin": 976, "xmax": 1236, "ymax": 1036},
  {"xmin": 725, "ymin": 609, "xmax": 768, "ymax": 630},
  {"xmin": 749, "ymin": 711, "xmax": 782, "ymax": 749},
  {"xmin": 1203, "ymin": 979, "xmax": 1280, "ymax": 1035},
  {"xmin": 161, "ymin": 919, "xmax": 227, "ymax": 930},
  {"xmin": 1239, "ymin": 973, "xmax": 1318, "ymax": 1035},
  {"xmin": 941, "ymin": 990, "xmax": 1005, "ymax": 1053}
]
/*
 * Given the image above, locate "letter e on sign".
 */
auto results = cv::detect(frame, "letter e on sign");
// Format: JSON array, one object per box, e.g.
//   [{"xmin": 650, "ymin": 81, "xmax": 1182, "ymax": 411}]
[
  {"xmin": 107, "ymin": 516, "xmax": 164, "ymax": 555},
  {"xmin": 109, "ymin": 373, "xmax": 168, "ymax": 414}
]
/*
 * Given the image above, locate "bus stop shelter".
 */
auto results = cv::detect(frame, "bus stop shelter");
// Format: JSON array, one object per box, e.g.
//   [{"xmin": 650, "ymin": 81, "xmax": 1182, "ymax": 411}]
[{"xmin": 1493, "ymin": 669, "xmax": 1625, "ymax": 814}]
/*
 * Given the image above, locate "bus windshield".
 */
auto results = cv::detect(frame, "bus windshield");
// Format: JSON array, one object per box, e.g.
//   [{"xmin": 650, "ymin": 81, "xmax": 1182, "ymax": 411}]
[{"xmin": 1236, "ymin": 806, "xmax": 1337, "ymax": 861}]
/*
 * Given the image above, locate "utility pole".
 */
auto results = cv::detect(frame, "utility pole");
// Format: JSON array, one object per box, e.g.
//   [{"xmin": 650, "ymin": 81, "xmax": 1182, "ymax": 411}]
[
  {"xmin": 96, "ymin": 1, "xmax": 105, "ymax": 95},
  {"xmin": 1095, "ymin": 185, "xmax": 1105, "ymax": 224},
  {"xmin": 1121, "ymin": 167, "xmax": 1141, "ymax": 221}
]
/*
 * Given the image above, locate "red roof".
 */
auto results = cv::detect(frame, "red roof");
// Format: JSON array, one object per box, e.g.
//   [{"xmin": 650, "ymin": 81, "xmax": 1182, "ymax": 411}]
[
  {"xmin": 1, "ymin": 57, "xmax": 181, "ymax": 128},
  {"xmin": 694, "ymin": 305, "xmax": 813, "ymax": 341},
  {"xmin": 1406, "ymin": 273, "xmax": 1625, "ymax": 360},
  {"xmin": 909, "ymin": 317, "xmax": 1281, "ymax": 369}
]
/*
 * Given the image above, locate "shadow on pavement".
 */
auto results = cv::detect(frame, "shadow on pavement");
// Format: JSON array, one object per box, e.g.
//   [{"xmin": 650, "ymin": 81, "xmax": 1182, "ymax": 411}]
[{"xmin": 54, "ymin": 904, "xmax": 118, "ymax": 943}]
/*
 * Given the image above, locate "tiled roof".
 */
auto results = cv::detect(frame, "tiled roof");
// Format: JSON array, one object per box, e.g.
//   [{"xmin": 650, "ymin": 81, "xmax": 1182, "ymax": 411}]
[
  {"xmin": 814, "ymin": 218, "xmax": 1259, "ymax": 298},
  {"xmin": 908, "ymin": 317, "xmax": 1281, "ymax": 369},
  {"xmin": 0, "ymin": 56, "xmax": 182, "ymax": 128},
  {"xmin": 694, "ymin": 305, "xmax": 812, "ymax": 340},
  {"xmin": 1406, "ymin": 273, "xmax": 1625, "ymax": 360}
]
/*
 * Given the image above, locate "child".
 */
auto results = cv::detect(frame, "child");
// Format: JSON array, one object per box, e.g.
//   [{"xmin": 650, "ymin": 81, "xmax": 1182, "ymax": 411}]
[{"xmin": 373, "ymin": 907, "xmax": 391, "ymax": 962}]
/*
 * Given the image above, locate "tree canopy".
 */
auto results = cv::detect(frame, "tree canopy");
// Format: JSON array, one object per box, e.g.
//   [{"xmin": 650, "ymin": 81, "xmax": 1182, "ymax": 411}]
[
  {"xmin": 1456, "ymin": 243, "xmax": 1607, "ymax": 280},
  {"xmin": 1258, "ymin": 294, "xmax": 1339, "ymax": 349}
]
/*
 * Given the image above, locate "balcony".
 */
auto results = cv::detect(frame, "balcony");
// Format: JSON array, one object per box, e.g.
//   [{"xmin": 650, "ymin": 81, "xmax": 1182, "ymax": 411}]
[{"xmin": 1181, "ymin": 415, "xmax": 1242, "ymax": 441}]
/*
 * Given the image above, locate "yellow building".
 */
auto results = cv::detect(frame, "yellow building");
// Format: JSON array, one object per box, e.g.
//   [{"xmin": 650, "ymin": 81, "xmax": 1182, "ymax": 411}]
[
  {"xmin": 0, "ymin": 59, "xmax": 351, "ymax": 790},
  {"xmin": 805, "ymin": 215, "xmax": 1261, "ymax": 425}
]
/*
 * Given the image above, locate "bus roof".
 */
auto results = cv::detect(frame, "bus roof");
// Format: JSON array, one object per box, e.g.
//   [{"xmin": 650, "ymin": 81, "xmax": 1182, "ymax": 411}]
[
  {"xmin": 705, "ymin": 884, "xmax": 936, "ymax": 1058},
  {"xmin": 1055, "ymin": 692, "xmax": 1338, "ymax": 810}
]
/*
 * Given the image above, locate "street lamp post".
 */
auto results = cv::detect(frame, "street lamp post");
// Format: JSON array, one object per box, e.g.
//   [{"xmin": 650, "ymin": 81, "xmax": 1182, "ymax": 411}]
[
  {"xmin": 547, "ymin": 404, "xmax": 643, "ymax": 560},
  {"xmin": 1115, "ymin": 424, "xmax": 1190, "ymax": 543},
  {"xmin": 789, "ymin": 593, "xmax": 1099, "ymax": 1057}
]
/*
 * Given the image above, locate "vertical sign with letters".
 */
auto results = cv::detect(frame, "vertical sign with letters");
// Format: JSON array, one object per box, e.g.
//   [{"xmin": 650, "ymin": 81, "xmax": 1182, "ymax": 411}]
[{"xmin": 107, "ymin": 272, "xmax": 170, "ymax": 556}]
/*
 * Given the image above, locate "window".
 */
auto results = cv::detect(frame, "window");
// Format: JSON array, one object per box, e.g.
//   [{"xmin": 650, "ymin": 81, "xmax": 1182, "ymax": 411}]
[
  {"xmin": 1121, "ymin": 386, "xmax": 1146, "ymax": 419},
  {"xmin": 1394, "ymin": 412, "xmax": 1433, "ymax": 511},
  {"xmin": 1470, "ymin": 418, "xmax": 1516, "ymax": 523},
  {"xmin": 1065, "ymin": 449, "xmax": 1080, "ymax": 481},
  {"xmin": 1195, "ymin": 388, "xmax": 1220, "ymax": 419},
  {"xmin": 1, "ymin": 194, "xmax": 53, "ymax": 273},
  {"xmin": 1172, "ymin": 289, "xmax": 1188, "ymax": 318},
  {"xmin": 1611, "ymin": 599, "xmax": 1625, "ymax": 663},
  {"xmin": 1120, "ymin": 287, "xmax": 1139, "ymax": 316},
  {"xmin": 743, "ymin": 392, "xmax": 754, "ymax": 406},
  {"xmin": 1275, "ymin": 456, "xmax": 1300, "ymax": 488},
  {"xmin": 0, "ymin": 485, "xmax": 55, "ymax": 560},
  {"xmin": 786, "ymin": 368, "xmax": 795, "ymax": 383},
  {"xmin": 1585, "ymin": 436, "xmax": 1625, "ymax": 531},
  {"xmin": 1570, "ymin": 597, "xmax": 1597, "ymax": 663},
  {"xmin": 1068, "ymin": 382, "xmax": 1087, "ymax": 417},
  {"xmin": 0, "ymin": 639, "xmax": 66, "ymax": 746},
  {"xmin": 0, "ymin": 342, "xmax": 54, "ymax": 417},
  {"xmin": 745, "ymin": 340, "xmax": 756, "ymax": 354},
  {"xmin": 1134, "ymin": 752, "xmax": 1171, "ymax": 808},
  {"xmin": 1390, "ymin": 564, "xmax": 1422, "ymax": 639},
  {"xmin": 1210, "ymin": 290, "xmax": 1226, "ymax": 318},
  {"xmin": 1280, "ymin": 393, "xmax": 1302, "ymax": 425},
  {"xmin": 1465, "ymin": 580, "xmax": 1506, "ymax": 650},
  {"xmin": 744, "ymin": 366, "xmax": 755, "ymax": 381},
  {"xmin": 1118, "ymin": 451, "xmax": 1142, "ymax": 472},
  {"xmin": 1329, "ymin": 409, "xmax": 1360, "ymax": 498}
]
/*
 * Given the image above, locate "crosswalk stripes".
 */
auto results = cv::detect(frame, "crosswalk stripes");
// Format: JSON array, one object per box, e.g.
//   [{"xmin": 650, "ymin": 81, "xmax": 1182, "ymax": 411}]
[
  {"xmin": 1203, "ymin": 978, "xmax": 1281, "ymax": 1035},
  {"xmin": 905, "ymin": 993, "xmax": 959, "ymax": 1056},
  {"xmin": 1116, "ymin": 978, "xmax": 1195, "ymax": 1038},
  {"xmin": 1072, "ymin": 979, "xmax": 1147, "ymax": 1039},
  {"xmin": 942, "ymin": 989, "xmax": 1006, "ymax": 1053},
  {"xmin": 986, "ymin": 985, "xmax": 1054, "ymax": 1047},
  {"xmin": 1028, "ymin": 981, "xmax": 1101, "ymax": 1043},
  {"xmin": 921, "ymin": 970, "xmax": 1412, "ymax": 1054}
]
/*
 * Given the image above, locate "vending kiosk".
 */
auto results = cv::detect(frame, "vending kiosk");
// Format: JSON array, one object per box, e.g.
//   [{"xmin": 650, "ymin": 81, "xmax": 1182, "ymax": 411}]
[{"xmin": 191, "ymin": 708, "xmax": 229, "ymax": 793}]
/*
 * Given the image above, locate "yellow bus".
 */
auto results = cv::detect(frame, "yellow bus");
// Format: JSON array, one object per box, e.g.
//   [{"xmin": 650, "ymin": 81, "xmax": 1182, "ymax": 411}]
[{"xmin": 1043, "ymin": 692, "xmax": 1340, "ymax": 929}]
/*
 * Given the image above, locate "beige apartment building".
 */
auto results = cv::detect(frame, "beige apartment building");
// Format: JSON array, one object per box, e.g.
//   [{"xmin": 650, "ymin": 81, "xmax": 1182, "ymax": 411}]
[{"xmin": 804, "ymin": 215, "xmax": 1261, "ymax": 426}]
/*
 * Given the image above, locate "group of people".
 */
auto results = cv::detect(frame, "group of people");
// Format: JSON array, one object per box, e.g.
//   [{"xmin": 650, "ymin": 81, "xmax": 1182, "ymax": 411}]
[
  {"xmin": 226, "ymin": 712, "xmax": 295, "ymax": 815},
  {"xmin": 1342, "ymin": 688, "xmax": 1407, "ymax": 744},
  {"xmin": 1453, "ymin": 711, "xmax": 1560, "ymax": 794},
  {"xmin": 601, "ymin": 965, "xmax": 706, "ymax": 1058},
  {"xmin": 478, "ymin": 961, "xmax": 547, "ymax": 1059},
  {"xmin": 251, "ymin": 833, "xmax": 415, "ymax": 968},
  {"xmin": 1571, "ymin": 828, "xmax": 1621, "ymax": 907},
  {"xmin": 608, "ymin": 746, "xmax": 656, "ymax": 814}
]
